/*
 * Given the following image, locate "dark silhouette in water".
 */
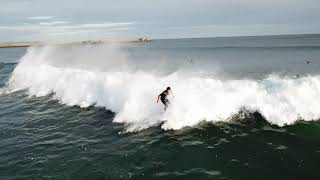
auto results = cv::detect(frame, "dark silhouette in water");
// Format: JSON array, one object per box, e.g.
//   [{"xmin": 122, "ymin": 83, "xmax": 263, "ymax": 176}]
[{"xmin": 157, "ymin": 87, "xmax": 172, "ymax": 111}]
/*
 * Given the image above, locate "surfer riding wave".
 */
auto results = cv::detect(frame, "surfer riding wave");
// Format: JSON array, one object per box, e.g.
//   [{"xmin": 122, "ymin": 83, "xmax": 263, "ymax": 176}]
[{"xmin": 157, "ymin": 87, "xmax": 172, "ymax": 111}]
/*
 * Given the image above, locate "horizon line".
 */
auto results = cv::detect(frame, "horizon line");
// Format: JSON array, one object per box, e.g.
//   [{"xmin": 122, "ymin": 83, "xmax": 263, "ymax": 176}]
[{"xmin": 0, "ymin": 33, "xmax": 319, "ymax": 44}]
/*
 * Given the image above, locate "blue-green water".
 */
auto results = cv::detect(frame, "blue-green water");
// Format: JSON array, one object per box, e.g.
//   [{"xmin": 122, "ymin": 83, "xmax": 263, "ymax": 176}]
[{"xmin": 1, "ymin": 35, "xmax": 320, "ymax": 180}]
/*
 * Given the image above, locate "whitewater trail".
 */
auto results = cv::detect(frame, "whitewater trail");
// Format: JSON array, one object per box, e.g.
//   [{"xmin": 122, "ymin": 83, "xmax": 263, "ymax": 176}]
[{"xmin": 6, "ymin": 45, "xmax": 320, "ymax": 131}]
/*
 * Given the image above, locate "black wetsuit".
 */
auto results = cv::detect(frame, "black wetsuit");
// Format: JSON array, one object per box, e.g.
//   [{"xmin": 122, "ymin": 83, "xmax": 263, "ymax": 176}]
[{"xmin": 159, "ymin": 90, "xmax": 170, "ymax": 108}]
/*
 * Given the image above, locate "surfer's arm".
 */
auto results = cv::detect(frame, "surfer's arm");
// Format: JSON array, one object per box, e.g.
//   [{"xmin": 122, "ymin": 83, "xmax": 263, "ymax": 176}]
[{"xmin": 157, "ymin": 95, "xmax": 160, "ymax": 103}]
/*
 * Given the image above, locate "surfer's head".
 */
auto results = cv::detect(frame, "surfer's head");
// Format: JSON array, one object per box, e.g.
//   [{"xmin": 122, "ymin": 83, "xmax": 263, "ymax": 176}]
[{"xmin": 166, "ymin": 87, "xmax": 171, "ymax": 90}]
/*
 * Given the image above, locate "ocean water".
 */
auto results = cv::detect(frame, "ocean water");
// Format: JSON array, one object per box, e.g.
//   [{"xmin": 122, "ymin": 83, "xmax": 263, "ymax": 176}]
[{"xmin": 1, "ymin": 34, "xmax": 320, "ymax": 180}]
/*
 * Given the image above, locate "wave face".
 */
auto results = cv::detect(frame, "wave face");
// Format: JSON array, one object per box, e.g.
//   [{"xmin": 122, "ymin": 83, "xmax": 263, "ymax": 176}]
[{"xmin": 6, "ymin": 44, "xmax": 320, "ymax": 131}]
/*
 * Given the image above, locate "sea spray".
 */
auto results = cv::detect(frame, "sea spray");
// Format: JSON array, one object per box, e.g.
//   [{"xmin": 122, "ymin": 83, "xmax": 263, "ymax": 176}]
[{"xmin": 7, "ymin": 45, "xmax": 320, "ymax": 131}]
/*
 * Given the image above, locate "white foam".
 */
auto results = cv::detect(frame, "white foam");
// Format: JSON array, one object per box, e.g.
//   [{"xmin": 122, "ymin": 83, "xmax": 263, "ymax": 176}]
[{"xmin": 7, "ymin": 45, "xmax": 320, "ymax": 131}]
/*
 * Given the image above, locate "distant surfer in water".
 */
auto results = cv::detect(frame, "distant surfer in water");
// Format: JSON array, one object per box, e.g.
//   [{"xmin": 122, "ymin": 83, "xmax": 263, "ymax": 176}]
[{"xmin": 157, "ymin": 87, "xmax": 172, "ymax": 111}]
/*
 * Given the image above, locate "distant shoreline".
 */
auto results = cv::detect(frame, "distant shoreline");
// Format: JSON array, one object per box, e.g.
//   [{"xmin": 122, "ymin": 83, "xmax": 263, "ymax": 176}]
[
  {"xmin": 0, "ymin": 45, "xmax": 31, "ymax": 48},
  {"xmin": 0, "ymin": 42, "xmax": 150, "ymax": 49},
  {"xmin": 0, "ymin": 37, "xmax": 152, "ymax": 49},
  {"xmin": 0, "ymin": 42, "xmax": 43, "ymax": 49},
  {"xmin": 1, "ymin": 33, "xmax": 319, "ymax": 49}
]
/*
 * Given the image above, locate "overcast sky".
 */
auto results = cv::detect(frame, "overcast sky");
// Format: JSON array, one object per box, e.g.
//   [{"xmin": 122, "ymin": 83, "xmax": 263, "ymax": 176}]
[{"xmin": 1, "ymin": 0, "xmax": 319, "ymax": 42}]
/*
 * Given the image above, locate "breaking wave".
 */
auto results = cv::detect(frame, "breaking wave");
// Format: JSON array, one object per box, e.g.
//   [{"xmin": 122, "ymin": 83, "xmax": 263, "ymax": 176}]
[{"xmin": 6, "ymin": 45, "xmax": 320, "ymax": 131}]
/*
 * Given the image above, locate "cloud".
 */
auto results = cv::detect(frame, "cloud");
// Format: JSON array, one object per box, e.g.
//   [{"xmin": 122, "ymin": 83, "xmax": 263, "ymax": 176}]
[
  {"xmin": 80, "ymin": 22, "xmax": 134, "ymax": 28},
  {"xmin": 0, "ymin": 21, "xmax": 135, "ymax": 42},
  {"xmin": 28, "ymin": 16, "xmax": 53, "ymax": 20},
  {"xmin": 39, "ymin": 21, "xmax": 70, "ymax": 26}
]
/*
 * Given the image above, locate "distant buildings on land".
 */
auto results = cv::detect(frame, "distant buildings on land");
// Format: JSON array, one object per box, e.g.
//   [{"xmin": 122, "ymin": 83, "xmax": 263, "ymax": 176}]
[
  {"xmin": 81, "ymin": 40, "xmax": 103, "ymax": 44},
  {"xmin": 80, "ymin": 37, "xmax": 151, "ymax": 44},
  {"xmin": 138, "ymin": 37, "xmax": 151, "ymax": 42}
]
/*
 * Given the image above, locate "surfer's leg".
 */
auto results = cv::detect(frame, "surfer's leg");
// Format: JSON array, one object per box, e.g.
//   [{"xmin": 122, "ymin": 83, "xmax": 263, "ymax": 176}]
[
  {"xmin": 161, "ymin": 98, "xmax": 166, "ymax": 110},
  {"xmin": 164, "ymin": 103, "xmax": 168, "ymax": 111},
  {"xmin": 161, "ymin": 98, "xmax": 170, "ymax": 111},
  {"xmin": 161, "ymin": 98, "xmax": 166, "ymax": 105},
  {"xmin": 164, "ymin": 99, "xmax": 169, "ymax": 111}
]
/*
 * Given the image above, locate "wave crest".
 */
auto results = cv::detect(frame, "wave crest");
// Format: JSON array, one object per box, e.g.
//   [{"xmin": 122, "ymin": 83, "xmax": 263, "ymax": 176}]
[{"xmin": 7, "ymin": 45, "xmax": 320, "ymax": 131}]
